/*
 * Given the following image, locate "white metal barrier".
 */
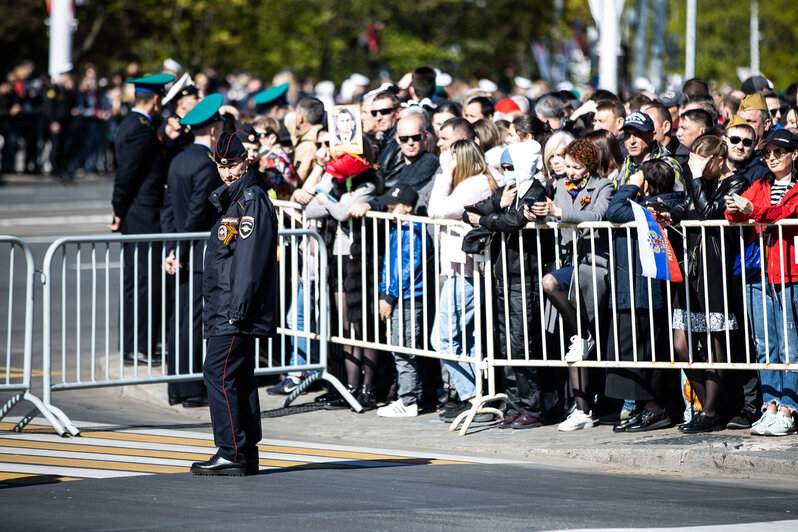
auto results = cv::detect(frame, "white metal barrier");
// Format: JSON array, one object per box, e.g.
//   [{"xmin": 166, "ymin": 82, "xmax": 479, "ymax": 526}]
[
  {"xmin": 37, "ymin": 229, "xmax": 355, "ymax": 437},
  {"xmin": 273, "ymin": 199, "xmax": 798, "ymax": 434},
  {"xmin": 0, "ymin": 236, "xmax": 65, "ymax": 433}
]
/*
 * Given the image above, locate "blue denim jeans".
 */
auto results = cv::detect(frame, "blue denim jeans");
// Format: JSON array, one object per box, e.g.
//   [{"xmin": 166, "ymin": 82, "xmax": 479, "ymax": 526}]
[
  {"xmin": 747, "ymin": 281, "xmax": 798, "ymax": 412},
  {"xmin": 432, "ymin": 276, "xmax": 479, "ymax": 401},
  {"xmin": 287, "ymin": 280, "xmax": 318, "ymax": 374}
]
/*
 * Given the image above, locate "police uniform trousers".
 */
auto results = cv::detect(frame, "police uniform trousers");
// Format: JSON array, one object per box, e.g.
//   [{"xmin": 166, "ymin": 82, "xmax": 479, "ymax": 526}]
[
  {"xmin": 204, "ymin": 335, "xmax": 261, "ymax": 462},
  {"xmin": 167, "ymin": 269, "xmax": 206, "ymax": 398},
  {"xmin": 121, "ymin": 206, "xmax": 162, "ymax": 355}
]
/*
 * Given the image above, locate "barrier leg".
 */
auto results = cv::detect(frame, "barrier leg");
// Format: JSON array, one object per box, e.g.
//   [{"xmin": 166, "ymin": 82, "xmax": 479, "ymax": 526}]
[
  {"xmin": 282, "ymin": 370, "xmax": 361, "ymax": 412},
  {"xmin": 282, "ymin": 371, "xmax": 321, "ymax": 406},
  {"xmin": 0, "ymin": 393, "xmax": 22, "ymax": 420},
  {"xmin": 449, "ymin": 393, "xmax": 507, "ymax": 436},
  {"xmin": 44, "ymin": 402, "xmax": 80, "ymax": 436},
  {"xmin": 1, "ymin": 391, "xmax": 71, "ymax": 437}
]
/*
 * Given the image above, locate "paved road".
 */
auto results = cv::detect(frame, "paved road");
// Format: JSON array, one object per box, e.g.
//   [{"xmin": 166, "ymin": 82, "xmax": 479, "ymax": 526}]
[{"xmin": 2, "ymin": 413, "xmax": 798, "ymax": 530}]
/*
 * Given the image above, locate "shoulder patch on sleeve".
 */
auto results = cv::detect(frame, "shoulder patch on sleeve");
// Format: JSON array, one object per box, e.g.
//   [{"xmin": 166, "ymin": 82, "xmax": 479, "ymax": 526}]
[{"xmin": 244, "ymin": 187, "xmax": 264, "ymax": 202}]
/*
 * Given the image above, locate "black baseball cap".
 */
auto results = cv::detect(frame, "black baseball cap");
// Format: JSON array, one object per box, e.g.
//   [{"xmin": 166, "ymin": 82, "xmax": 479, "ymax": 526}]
[
  {"xmin": 378, "ymin": 184, "xmax": 418, "ymax": 207},
  {"xmin": 762, "ymin": 129, "xmax": 798, "ymax": 151}
]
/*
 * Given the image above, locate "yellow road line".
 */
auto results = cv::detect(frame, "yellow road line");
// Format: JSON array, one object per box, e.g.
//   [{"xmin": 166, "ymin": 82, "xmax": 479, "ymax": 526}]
[
  {"xmin": 0, "ymin": 473, "xmax": 79, "ymax": 484},
  {"xmin": 0, "ymin": 422, "xmax": 59, "ymax": 434},
  {"xmin": 0, "ymin": 439, "xmax": 306, "ymax": 467},
  {"xmin": 0, "ymin": 454, "xmax": 187, "ymax": 474},
  {"xmin": 2, "ymin": 423, "xmax": 469, "ymax": 465}
]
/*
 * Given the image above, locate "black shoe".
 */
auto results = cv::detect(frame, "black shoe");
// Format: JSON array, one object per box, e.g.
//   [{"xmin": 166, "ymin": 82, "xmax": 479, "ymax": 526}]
[
  {"xmin": 324, "ymin": 385, "xmax": 357, "ymax": 409},
  {"xmin": 599, "ymin": 409, "xmax": 633, "ymax": 426},
  {"xmin": 182, "ymin": 395, "xmax": 209, "ymax": 408},
  {"xmin": 190, "ymin": 454, "xmax": 249, "ymax": 476},
  {"xmin": 726, "ymin": 412, "xmax": 754, "ymax": 430},
  {"xmin": 357, "ymin": 385, "xmax": 376, "ymax": 411},
  {"xmin": 496, "ymin": 414, "xmax": 519, "ymax": 427},
  {"xmin": 440, "ymin": 402, "xmax": 494, "ymax": 423},
  {"xmin": 168, "ymin": 395, "xmax": 183, "ymax": 406},
  {"xmin": 314, "ymin": 390, "xmax": 334, "ymax": 403},
  {"xmin": 613, "ymin": 411, "xmax": 644, "ymax": 433},
  {"xmin": 626, "ymin": 410, "xmax": 672, "ymax": 432},
  {"xmin": 123, "ymin": 352, "xmax": 162, "ymax": 366},
  {"xmin": 510, "ymin": 414, "xmax": 543, "ymax": 429},
  {"xmin": 678, "ymin": 412, "xmax": 723, "ymax": 433}
]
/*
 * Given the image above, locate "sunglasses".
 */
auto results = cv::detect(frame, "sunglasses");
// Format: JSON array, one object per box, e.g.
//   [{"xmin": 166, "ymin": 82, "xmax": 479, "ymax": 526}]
[
  {"xmin": 728, "ymin": 136, "xmax": 754, "ymax": 147},
  {"xmin": 398, "ymin": 134, "xmax": 423, "ymax": 144},
  {"xmin": 315, "ymin": 140, "xmax": 330, "ymax": 149},
  {"xmin": 371, "ymin": 107, "xmax": 397, "ymax": 117},
  {"xmin": 762, "ymin": 148, "xmax": 789, "ymax": 160}
]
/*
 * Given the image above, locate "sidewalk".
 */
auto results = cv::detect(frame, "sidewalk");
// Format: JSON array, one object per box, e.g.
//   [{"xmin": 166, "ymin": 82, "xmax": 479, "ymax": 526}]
[{"xmin": 123, "ymin": 379, "xmax": 798, "ymax": 481}]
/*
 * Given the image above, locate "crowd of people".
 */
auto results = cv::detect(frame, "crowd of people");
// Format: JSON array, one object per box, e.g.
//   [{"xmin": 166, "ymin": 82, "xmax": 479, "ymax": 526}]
[{"xmin": 9, "ymin": 57, "xmax": 798, "ymax": 440}]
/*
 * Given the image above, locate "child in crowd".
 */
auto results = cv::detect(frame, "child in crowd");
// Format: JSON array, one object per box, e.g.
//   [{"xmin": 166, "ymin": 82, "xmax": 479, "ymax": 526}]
[{"xmin": 376, "ymin": 184, "xmax": 431, "ymax": 418}]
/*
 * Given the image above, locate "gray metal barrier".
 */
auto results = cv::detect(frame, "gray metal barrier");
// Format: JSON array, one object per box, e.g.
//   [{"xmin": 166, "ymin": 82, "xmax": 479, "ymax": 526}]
[
  {"xmin": 37, "ymin": 229, "xmax": 354, "ymax": 437},
  {"xmin": 0, "ymin": 236, "xmax": 65, "ymax": 433}
]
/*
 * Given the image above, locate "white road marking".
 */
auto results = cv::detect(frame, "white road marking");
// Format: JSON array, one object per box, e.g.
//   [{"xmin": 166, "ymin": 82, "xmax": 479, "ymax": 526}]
[{"xmin": 0, "ymin": 214, "xmax": 111, "ymax": 227}]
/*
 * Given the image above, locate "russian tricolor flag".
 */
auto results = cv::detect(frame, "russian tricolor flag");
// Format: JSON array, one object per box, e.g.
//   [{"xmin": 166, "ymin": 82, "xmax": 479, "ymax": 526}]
[{"xmin": 630, "ymin": 201, "xmax": 683, "ymax": 283}]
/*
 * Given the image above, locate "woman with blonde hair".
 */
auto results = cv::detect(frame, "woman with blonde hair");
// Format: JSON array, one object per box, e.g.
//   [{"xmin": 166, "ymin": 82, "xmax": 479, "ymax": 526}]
[{"xmin": 429, "ymin": 139, "xmax": 498, "ymax": 422}]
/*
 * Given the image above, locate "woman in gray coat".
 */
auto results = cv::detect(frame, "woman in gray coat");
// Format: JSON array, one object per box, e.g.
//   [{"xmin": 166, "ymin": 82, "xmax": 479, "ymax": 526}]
[{"xmin": 524, "ymin": 138, "xmax": 614, "ymax": 431}]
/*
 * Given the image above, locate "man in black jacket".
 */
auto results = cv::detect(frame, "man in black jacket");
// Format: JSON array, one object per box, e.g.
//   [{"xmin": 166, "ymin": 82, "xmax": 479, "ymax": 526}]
[
  {"xmin": 372, "ymin": 91, "xmax": 405, "ymax": 189},
  {"xmin": 109, "ymin": 73, "xmax": 174, "ymax": 365},
  {"xmin": 191, "ymin": 131, "xmax": 278, "ymax": 477},
  {"xmin": 161, "ymin": 93, "xmax": 225, "ymax": 407}
]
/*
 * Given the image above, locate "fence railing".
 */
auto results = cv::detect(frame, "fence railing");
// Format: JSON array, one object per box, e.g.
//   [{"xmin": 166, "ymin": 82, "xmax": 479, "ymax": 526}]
[
  {"xmin": 34, "ymin": 229, "xmax": 358, "ymax": 437},
  {"xmin": 0, "ymin": 236, "xmax": 65, "ymax": 433},
  {"xmin": 3, "ymin": 206, "xmax": 797, "ymax": 437}
]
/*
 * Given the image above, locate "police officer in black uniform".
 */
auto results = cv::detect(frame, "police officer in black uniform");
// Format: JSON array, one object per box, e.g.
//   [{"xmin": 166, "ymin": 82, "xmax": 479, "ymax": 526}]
[
  {"xmin": 161, "ymin": 93, "xmax": 225, "ymax": 407},
  {"xmin": 191, "ymin": 131, "xmax": 278, "ymax": 476},
  {"xmin": 109, "ymin": 73, "xmax": 174, "ymax": 365}
]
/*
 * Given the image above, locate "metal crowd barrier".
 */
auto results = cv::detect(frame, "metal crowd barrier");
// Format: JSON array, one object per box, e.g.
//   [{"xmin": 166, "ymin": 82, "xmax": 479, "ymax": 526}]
[
  {"xmin": 272, "ymin": 200, "xmax": 798, "ymax": 434},
  {"xmin": 0, "ymin": 236, "xmax": 64, "ymax": 433},
  {"xmin": 36, "ymin": 229, "xmax": 353, "ymax": 437}
]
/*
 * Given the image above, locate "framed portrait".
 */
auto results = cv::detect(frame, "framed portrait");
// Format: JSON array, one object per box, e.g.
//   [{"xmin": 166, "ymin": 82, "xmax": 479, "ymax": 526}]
[{"xmin": 328, "ymin": 104, "xmax": 363, "ymax": 155}]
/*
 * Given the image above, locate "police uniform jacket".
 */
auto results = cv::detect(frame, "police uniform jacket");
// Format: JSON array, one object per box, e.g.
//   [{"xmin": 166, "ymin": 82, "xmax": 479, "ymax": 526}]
[
  {"xmin": 162, "ymin": 143, "xmax": 222, "ymax": 270},
  {"xmin": 203, "ymin": 170, "xmax": 279, "ymax": 338},
  {"xmin": 112, "ymin": 111, "xmax": 165, "ymax": 232}
]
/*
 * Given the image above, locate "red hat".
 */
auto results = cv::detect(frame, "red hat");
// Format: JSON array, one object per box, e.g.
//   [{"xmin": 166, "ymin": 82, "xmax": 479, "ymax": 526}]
[
  {"xmin": 325, "ymin": 153, "xmax": 372, "ymax": 183},
  {"xmin": 495, "ymin": 98, "xmax": 521, "ymax": 114}
]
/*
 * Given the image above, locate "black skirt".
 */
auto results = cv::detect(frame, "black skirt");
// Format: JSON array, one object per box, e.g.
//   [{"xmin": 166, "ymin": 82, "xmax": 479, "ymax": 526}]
[{"xmin": 604, "ymin": 308, "xmax": 667, "ymax": 402}]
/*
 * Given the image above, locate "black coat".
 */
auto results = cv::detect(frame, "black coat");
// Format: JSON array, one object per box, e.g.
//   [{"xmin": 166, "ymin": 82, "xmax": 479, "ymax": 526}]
[
  {"xmin": 112, "ymin": 111, "xmax": 166, "ymax": 232},
  {"xmin": 671, "ymin": 172, "xmax": 749, "ymax": 314},
  {"xmin": 162, "ymin": 143, "xmax": 223, "ymax": 269},
  {"xmin": 203, "ymin": 171, "xmax": 279, "ymax": 338},
  {"xmin": 471, "ymin": 182, "xmax": 553, "ymax": 282},
  {"xmin": 376, "ymin": 124, "xmax": 405, "ymax": 190}
]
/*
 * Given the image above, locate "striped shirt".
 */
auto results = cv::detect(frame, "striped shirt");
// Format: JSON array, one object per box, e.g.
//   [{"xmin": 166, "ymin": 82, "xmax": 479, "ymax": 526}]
[{"xmin": 770, "ymin": 179, "xmax": 794, "ymax": 205}]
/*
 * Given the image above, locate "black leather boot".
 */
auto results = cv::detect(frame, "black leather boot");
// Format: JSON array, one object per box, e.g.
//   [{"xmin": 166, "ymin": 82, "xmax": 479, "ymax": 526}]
[
  {"xmin": 358, "ymin": 384, "xmax": 376, "ymax": 411},
  {"xmin": 324, "ymin": 385, "xmax": 358, "ymax": 409}
]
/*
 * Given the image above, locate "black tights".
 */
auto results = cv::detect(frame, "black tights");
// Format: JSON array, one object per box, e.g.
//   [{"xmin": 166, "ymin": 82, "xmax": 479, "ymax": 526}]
[
  {"xmin": 336, "ymin": 292, "xmax": 378, "ymax": 389},
  {"xmin": 673, "ymin": 330, "xmax": 726, "ymax": 418},
  {"xmin": 543, "ymin": 273, "xmax": 590, "ymax": 412}
]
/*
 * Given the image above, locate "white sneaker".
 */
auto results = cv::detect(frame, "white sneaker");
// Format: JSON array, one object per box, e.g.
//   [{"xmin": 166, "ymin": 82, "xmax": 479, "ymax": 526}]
[
  {"xmin": 750, "ymin": 411, "xmax": 777, "ymax": 436},
  {"xmin": 377, "ymin": 400, "xmax": 418, "ymax": 418},
  {"xmin": 558, "ymin": 409, "xmax": 597, "ymax": 432},
  {"xmin": 565, "ymin": 332, "xmax": 595, "ymax": 363},
  {"xmin": 763, "ymin": 411, "xmax": 796, "ymax": 436}
]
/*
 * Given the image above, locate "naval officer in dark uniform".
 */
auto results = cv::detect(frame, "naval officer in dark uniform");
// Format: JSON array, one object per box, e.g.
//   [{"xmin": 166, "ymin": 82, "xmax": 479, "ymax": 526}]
[
  {"xmin": 109, "ymin": 73, "xmax": 174, "ymax": 365},
  {"xmin": 161, "ymin": 93, "xmax": 225, "ymax": 407},
  {"xmin": 191, "ymin": 131, "xmax": 278, "ymax": 476}
]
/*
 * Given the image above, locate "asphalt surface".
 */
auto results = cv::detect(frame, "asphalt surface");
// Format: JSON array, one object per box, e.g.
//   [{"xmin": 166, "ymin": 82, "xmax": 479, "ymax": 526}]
[{"xmin": 3, "ymin": 173, "xmax": 798, "ymax": 530}]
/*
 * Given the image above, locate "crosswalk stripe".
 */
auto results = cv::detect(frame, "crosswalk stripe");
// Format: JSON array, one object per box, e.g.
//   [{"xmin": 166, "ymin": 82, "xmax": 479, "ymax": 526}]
[
  {"xmin": 0, "ymin": 418, "xmax": 492, "ymax": 487},
  {"xmin": 0, "ymin": 454, "xmax": 187, "ymax": 474}
]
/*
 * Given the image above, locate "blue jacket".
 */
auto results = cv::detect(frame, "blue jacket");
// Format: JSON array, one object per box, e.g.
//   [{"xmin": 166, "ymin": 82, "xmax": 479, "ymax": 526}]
[
  {"xmin": 379, "ymin": 221, "xmax": 429, "ymax": 305},
  {"xmin": 203, "ymin": 170, "xmax": 279, "ymax": 338},
  {"xmin": 605, "ymin": 185, "xmax": 685, "ymax": 310}
]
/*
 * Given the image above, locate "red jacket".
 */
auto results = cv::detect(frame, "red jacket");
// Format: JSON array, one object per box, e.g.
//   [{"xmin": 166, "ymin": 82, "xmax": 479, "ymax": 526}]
[{"xmin": 725, "ymin": 177, "xmax": 798, "ymax": 284}]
